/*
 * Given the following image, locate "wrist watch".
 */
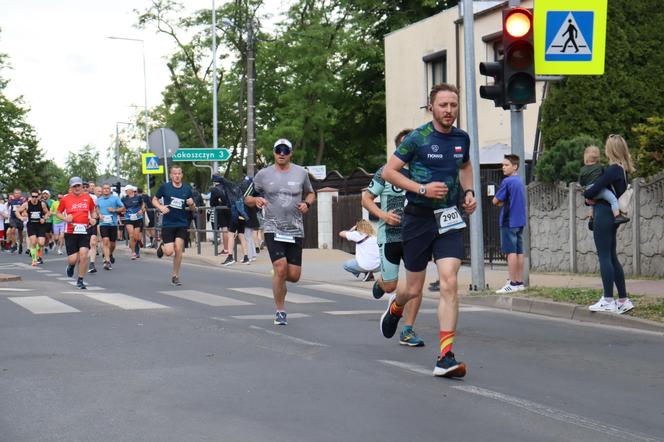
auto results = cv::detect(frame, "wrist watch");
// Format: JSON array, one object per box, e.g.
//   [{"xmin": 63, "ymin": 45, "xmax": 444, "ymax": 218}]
[
  {"xmin": 303, "ymin": 201, "xmax": 311, "ymax": 208},
  {"xmin": 418, "ymin": 184, "xmax": 426, "ymax": 195},
  {"xmin": 464, "ymin": 189, "xmax": 475, "ymax": 197}
]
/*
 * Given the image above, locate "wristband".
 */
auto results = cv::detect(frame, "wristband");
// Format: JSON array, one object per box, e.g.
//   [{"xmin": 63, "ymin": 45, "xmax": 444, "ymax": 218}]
[
  {"xmin": 464, "ymin": 189, "xmax": 475, "ymax": 197},
  {"xmin": 303, "ymin": 201, "xmax": 311, "ymax": 209}
]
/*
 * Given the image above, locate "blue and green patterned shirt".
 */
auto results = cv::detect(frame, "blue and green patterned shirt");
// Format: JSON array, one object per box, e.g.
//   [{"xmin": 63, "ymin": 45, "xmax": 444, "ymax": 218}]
[
  {"xmin": 393, "ymin": 122, "xmax": 470, "ymax": 210},
  {"xmin": 367, "ymin": 165, "xmax": 409, "ymax": 244}
]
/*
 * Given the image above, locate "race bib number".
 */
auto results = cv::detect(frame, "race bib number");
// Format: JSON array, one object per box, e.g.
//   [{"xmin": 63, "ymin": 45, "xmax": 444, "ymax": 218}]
[
  {"xmin": 274, "ymin": 233, "xmax": 295, "ymax": 243},
  {"xmin": 73, "ymin": 223, "xmax": 88, "ymax": 234},
  {"xmin": 30, "ymin": 211, "xmax": 41, "ymax": 220},
  {"xmin": 129, "ymin": 214, "xmax": 138, "ymax": 221},
  {"xmin": 169, "ymin": 198, "xmax": 184, "ymax": 210},
  {"xmin": 102, "ymin": 215, "xmax": 113, "ymax": 223},
  {"xmin": 434, "ymin": 207, "xmax": 467, "ymax": 234}
]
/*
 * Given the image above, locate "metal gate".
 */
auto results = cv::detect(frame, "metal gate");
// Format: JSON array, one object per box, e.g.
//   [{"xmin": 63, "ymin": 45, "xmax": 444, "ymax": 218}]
[
  {"xmin": 332, "ymin": 194, "xmax": 363, "ymax": 254},
  {"xmin": 302, "ymin": 201, "xmax": 318, "ymax": 248}
]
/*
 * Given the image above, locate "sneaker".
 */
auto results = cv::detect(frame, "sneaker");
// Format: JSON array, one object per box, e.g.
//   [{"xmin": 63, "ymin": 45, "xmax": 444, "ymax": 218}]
[
  {"xmin": 88, "ymin": 263, "xmax": 97, "ymax": 274},
  {"xmin": 110, "ymin": 254, "xmax": 115, "ymax": 264},
  {"xmin": 380, "ymin": 293, "xmax": 402, "ymax": 339},
  {"xmin": 103, "ymin": 261, "xmax": 111, "ymax": 271},
  {"xmin": 495, "ymin": 282, "xmax": 524, "ymax": 294},
  {"xmin": 222, "ymin": 255, "xmax": 236, "ymax": 266},
  {"xmin": 616, "ymin": 298, "xmax": 634, "ymax": 315},
  {"xmin": 19, "ymin": 246, "xmax": 24, "ymax": 255},
  {"xmin": 48, "ymin": 242, "xmax": 54, "ymax": 250},
  {"xmin": 255, "ymin": 247, "xmax": 260, "ymax": 254},
  {"xmin": 433, "ymin": 351, "xmax": 467, "ymax": 378},
  {"xmin": 372, "ymin": 281, "xmax": 385, "ymax": 299},
  {"xmin": 241, "ymin": 255, "xmax": 250, "ymax": 265},
  {"xmin": 362, "ymin": 272, "xmax": 375, "ymax": 282},
  {"xmin": 130, "ymin": 253, "xmax": 137, "ymax": 260},
  {"xmin": 37, "ymin": 257, "xmax": 43, "ymax": 264},
  {"xmin": 57, "ymin": 248, "xmax": 63, "ymax": 255},
  {"xmin": 76, "ymin": 279, "xmax": 87, "ymax": 290},
  {"xmin": 66, "ymin": 264, "xmax": 75, "ymax": 278},
  {"xmin": 171, "ymin": 276, "xmax": 182, "ymax": 286},
  {"xmin": 589, "ymin": 297, "xmax": 617, "ymax": 313},
  {"xmin": 614, "ymin": 214, "xmax": 630, "ymax": 225},
  {"xmin": 156, "ymin": 242, "xmax": 164, "ymax": 259},
  {"xmin": 399, "ymin": 328, "xmax": 425, "ymax": 347},
  {"xmin": 274, "ymin": 311, "xmax": 288, "ymax": 325},
  {"xmin": 428, "ymin": 280, "xmax": 440, "ymax": 292}
]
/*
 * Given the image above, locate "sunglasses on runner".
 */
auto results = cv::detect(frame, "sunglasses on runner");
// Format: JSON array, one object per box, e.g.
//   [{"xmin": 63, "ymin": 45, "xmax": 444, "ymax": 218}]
[
  {"xmin": 31, "ymin": 194, "xmax": 39, "ymax": 198},
  {"xmin": 274, "ymin": 146, "xmax": 291, "ymax": 155}
]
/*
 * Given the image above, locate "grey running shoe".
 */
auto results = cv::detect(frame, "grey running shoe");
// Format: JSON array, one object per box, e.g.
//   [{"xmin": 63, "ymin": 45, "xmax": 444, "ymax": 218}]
[
  {"xmin": 171, "ymin": 276, "xmax": 182, "ymax": 286},
  {"xmin": 88, "ymin": 262, "xmax": 97, "ymax": 274},
  {"xmin": 274, "ymin": 311, "xmax": 287, "ymax": 325},
  {"xmin": 103, "ymin": 261, "xmax": 111, "ymax": 271}
]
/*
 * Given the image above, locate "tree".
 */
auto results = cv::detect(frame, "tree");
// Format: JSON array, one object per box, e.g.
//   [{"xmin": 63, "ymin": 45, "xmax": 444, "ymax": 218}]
[
  {"xmin": 65, "ymin": 145, "xmax": 100, "ymax": 182},
  {"xmin": 632, "ymin": 116, "xmax": 664, "ymax": 179},
  {"xmin": 539, "ymin": 0, "xmax": 664, "ymax": 157},
  {"xmin": 536, "ymin": 134, "xmax": 602, "ymax": 184}
]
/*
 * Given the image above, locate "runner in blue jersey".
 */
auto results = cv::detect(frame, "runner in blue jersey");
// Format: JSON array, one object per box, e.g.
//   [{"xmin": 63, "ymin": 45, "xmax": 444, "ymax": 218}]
[
  {"xmin": 153, "ymin": 166, "xmax": 195, "ymax": 286},
  {"xmin": 122, "ymin": 185, "xmax": 145, "ymax": 260},
  {"xmin": 97, "ymin": 184, "xmax": 125, "ymax": 270},
  {"xmin": 381, "ymin": 83, "xmax": 477, "ymax": 378}
]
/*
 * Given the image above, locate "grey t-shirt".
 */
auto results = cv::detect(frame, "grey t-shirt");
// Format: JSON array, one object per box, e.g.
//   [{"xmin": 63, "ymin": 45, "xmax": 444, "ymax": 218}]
[{"xmin": 250, "ymin": 164, "xmax": 314, "ymax": 237}]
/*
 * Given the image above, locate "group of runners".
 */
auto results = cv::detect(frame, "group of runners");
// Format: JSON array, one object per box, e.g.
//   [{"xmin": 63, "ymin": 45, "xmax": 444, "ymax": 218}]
[{"xmin": 1, "ymin": 82, "xmax": 474, "ymax": 378}]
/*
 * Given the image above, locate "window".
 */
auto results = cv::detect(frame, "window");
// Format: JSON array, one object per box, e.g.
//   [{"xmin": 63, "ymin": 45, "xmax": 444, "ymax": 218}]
[{"xmin": 422, "ymin": 50, "xmax": 447, "ymax": 103}]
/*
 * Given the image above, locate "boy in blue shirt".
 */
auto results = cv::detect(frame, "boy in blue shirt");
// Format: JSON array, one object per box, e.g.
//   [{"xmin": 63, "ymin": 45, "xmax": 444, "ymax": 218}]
[
  {"xmin": 97, "ymin": 184, "xmax": 125, "ymax": 270},
  {"xmin": 492, "ymin": 154, "xmax": 527, "ymax": 293}
]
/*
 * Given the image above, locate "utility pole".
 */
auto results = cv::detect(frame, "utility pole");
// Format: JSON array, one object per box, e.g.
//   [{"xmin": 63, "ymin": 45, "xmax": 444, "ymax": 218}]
[
  {"xmin": 212, "ymin": 0, "xmax": 219, "ymax": 174},
  {"xmin": 461, "ymin": 0, "xmax": 486, "ymax": 291},
  {"xmin": 246, "ymin": 21, "xmax": 256, "ymax": 177}
]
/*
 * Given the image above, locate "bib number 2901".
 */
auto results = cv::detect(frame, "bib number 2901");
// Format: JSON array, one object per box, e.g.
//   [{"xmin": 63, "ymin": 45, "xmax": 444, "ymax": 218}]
[{"xmin": 434, "ymin": 207, "xmax": 466, "ymax": 234}]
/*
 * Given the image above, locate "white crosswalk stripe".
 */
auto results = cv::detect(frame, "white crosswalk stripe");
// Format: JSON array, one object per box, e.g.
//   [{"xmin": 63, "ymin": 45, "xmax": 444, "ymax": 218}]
[
  {"xmin": 302, "ymin": 283, "xmax": 380, "ymax": 300},
  {"xmin": 230, "ymin": 287, "xmax": 333, "ymax": 304},
  {"xmin": 9, "ymin": 296, "xmax": 80, "ymax": 314},
  {"xmin": 159, "ymin": 290, "xmax": 253, "ymax": 307},
  {"xmin": 80, "ymin": 293, "xmax": 170, "ymax": 310},
  {"xmin": 231, "ymin": 313, "xmax": 309, "ymax": 320},
  {"xmin": 0, "ymin": 288, "xmax": 34, "ymax": 292}
]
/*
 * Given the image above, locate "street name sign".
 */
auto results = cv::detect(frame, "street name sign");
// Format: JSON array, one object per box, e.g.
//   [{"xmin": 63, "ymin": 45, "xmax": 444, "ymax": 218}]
[
  {"xmin": 142, "ymin": 153, "xmax": 163, "ymax": 175},
  {"xmin": 172, "ymin": 148, "xmax": 230, "ymax": 162},
  {"xmin": 534, "ymin": 0, "xmax": 608, "ymax": 75}
]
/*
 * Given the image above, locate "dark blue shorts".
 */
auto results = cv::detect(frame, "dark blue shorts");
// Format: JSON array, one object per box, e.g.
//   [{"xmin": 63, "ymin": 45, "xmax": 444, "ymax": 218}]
[
  {"xmin": 500, "ymin": 226, "xmax": 523, "ymax": 254},
  {"xmin": 402, "ymin": 212, "xmax": 465, "ymax": 272}
]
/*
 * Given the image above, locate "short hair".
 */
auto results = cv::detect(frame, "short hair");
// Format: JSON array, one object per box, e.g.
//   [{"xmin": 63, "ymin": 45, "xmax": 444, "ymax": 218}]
[
  {"xmin": 394, "ymin": 129, "xmax": 413, "ymax": 147},
  {"xmin": 504, "ymin": 154, "xmax": 520, "ymax": 168},
  {"xmin": 170, "ymin": 165, "xmax": 183, "ymax": 173},
  {"xmin": 583, "ymin": 145, "xmax": 601, "ymax": 164},
  {"xmin": 30, "ymin": 188, "xmax": 39, "ymax": 195},
  {"xmin": 429, "ymin": 83, "xmax": 460, "ymax": 106}
]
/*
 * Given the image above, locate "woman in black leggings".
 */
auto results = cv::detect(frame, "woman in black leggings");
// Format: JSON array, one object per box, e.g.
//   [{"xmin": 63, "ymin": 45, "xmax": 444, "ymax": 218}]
[{"xmin": 583, "ymin": 134, "xmax": 635, "ymax": 314}]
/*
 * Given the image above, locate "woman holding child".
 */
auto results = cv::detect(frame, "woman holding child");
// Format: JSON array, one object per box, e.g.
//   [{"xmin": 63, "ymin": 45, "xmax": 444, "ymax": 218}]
[{"xmin": 582, "ymin": 134, "xmax": 635, "ymax": 314}]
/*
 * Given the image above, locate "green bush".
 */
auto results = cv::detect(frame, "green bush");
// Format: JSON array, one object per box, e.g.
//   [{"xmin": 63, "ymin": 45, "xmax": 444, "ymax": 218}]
[
  {"xmin": 535, "ymin": 134, "xmax": 602, "ymax": 184},
  {"xmin": 632, "ymin": 116, "xmax": 664, "ymax": 179}
]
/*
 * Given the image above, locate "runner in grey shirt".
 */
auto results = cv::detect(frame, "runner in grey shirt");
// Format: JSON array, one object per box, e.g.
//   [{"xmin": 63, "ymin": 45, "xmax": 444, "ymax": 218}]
[{"xmin": 245, "ymin": 138, "xmax": 316, "ymax": 325}]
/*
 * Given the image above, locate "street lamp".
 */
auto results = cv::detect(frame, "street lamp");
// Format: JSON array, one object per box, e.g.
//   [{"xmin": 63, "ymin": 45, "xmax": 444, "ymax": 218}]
[
  {"xmin": 115, "ymin": 122, "xmax": 132, "ymax": 178},
  {"xmin": 107, "ymin": 35, "xmax": 151, "ymax": 194},
  {"xmin": 211, "ymin": 2, "xmax": 233, "ymax": 174}
]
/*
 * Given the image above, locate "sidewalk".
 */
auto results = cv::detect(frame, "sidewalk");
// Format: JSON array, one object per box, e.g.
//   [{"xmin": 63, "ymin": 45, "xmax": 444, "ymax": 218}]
[{"xmin": 144, "ymin": 242, "xmax": 664, "ymax": 299}]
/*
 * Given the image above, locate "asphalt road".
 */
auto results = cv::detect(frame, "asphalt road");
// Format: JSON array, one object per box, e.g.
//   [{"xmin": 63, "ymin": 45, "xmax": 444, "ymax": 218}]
[{"xmin": 1, "ymin": 250, "xmax": 663, "ymax": 442}]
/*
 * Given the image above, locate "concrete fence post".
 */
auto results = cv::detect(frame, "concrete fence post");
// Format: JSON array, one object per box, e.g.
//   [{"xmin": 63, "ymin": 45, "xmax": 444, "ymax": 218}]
[
  {"xmin": 317, "ymin": 187, "xmax": 338, "ymax": 249},
  {"xmin": 632, "ymin": 178, "xmax": 641, "ymax": 276},
  {"xmin": 569, "ymin": 182, "xmax": 577, "ymax": 273}
]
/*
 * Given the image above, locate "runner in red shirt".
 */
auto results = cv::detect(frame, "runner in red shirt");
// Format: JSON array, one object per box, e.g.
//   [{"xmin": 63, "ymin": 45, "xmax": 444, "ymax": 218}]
[{"xmin": 56, "ymin": 176, "xmax": 98, "ymax": 289}]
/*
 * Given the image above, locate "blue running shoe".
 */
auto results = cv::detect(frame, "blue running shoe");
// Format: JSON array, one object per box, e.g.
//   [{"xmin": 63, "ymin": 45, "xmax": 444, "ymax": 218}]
[
  {"xmin": 399, "ymin": 328, "xmax": 425, "ymax": 347},
  {"xmin": 372, "ymin": 281, "xmax": 385, "ymax": 299},
  {"xmin": 433, "ymin": 351, "xmax": 466, "ymax": 378},
  {"xmin": 76, "ymin": 278, "xmax": 87, "ymax": 290},
  {"xmin": 274, "ymin": 311, "xmax": 287, "ymax": 325},
  {"xmin": 66, "ymin": 264, "xmax": 75, "ymax": 278}
]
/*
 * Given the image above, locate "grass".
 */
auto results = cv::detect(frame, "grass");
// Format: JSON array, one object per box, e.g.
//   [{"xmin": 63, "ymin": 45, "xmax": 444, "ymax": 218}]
[{"xmin": 520, "ymin": 287, "xmax": 664, "ymax": 323}]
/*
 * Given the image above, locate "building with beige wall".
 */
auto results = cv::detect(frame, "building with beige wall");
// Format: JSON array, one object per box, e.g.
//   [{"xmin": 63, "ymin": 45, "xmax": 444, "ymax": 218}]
[{"xmin": 385, "ymin": 0, "xmax": 543, "ymax": 162}]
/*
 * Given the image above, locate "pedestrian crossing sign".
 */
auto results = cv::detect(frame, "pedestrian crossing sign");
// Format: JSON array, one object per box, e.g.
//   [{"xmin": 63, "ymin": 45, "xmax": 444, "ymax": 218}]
[
  {"xmin": 534, "ymin": 0, "xmax": 607, "ymax": 75},
  {"xmin": 142, "ymin": 153, "xmax": 164, "ymax": 175}
]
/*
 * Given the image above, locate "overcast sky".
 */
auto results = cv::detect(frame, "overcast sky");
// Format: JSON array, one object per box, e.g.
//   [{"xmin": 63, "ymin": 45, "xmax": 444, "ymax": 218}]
[{"xmin": 1, "ymin": 0, "xmax": 279, "ymax": 170}]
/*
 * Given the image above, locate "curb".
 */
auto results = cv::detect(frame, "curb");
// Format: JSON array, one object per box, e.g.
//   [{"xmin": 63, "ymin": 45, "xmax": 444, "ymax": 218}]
[
  {"xmin": 0, "ymin": 274, "xmax": 22, "ymax": 282},
  {"xmin": 461, "ymin": 295, "xmax": 664, "ymax": 333}
]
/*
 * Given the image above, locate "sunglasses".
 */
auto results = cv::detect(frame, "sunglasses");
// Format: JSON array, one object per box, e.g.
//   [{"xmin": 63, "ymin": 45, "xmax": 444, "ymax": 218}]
[
  {"xmin": 72, "ymin": 184, "xmax": 82, "ymax": 188},
  {"xmin": 31, "ymin": 195, "xmax": 39, "ymax": 198},
  {"xmin": 274, "ymin": 146, "xmax": 291, "ymax": 155}
]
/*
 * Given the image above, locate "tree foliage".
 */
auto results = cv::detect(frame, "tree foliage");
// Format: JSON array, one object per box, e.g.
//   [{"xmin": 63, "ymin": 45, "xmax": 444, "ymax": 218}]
[
  {"xmin": 65, "ymin": 145, "xmax": 100, "ymax": 183},
  {"xmin": 632, "ymin": 116, "xmax": 664, "ymax": 179},
  {"xmin": 539, "ymin": 0, "xmax": 664, "ymax": 174},
  {"xmin": 536, "ymin": 134, "xmax": 602, "ymax": 184}
]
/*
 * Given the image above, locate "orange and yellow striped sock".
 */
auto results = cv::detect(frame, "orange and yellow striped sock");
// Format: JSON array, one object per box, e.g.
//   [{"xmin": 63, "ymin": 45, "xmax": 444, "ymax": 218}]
[
  {"xmin": 439, "ymin": 331, "xmax": 455, "ymax": 357},
  {"xmin": 389, "ymin": 300, "xmax": 404, "ymax": 317}
]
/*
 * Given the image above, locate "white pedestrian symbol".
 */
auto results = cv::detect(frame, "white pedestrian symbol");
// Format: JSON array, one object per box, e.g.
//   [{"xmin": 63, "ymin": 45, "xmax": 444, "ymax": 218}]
[
  {"xmin": 147, "ymin": 157, "xmax": 159, "ymax": 169},
  {"xmin": 546, "ymin": 12, "xmax": 591, "ymax": 56}
]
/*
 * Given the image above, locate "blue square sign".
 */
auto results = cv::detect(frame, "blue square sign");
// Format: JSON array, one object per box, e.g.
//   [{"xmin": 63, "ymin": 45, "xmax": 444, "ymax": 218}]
[{"xmin": 545, "ymin": 11, "xmax": 594, "ymax": 62}]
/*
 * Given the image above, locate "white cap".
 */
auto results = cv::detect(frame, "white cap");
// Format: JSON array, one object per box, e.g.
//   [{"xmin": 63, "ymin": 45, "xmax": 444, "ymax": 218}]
[
  {"xmin": 273, "ymin": 138, "xmax": 293, "ymax": 150},
  {"xmin": 125, "ymin": 185, "xmax": 137, "ymax": 192}
]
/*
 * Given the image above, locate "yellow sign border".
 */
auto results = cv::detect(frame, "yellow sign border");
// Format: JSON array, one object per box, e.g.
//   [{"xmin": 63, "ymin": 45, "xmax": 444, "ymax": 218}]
[
  {"xmin": 534, "ymin": 0, "xmax": 608, "ymax": 75},
  {"xmin": 142, "ymin": 153, "xmax": 164, "ymax": 175}
]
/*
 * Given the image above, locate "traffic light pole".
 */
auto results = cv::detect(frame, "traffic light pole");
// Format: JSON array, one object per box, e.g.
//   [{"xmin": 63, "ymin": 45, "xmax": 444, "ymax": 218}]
[
  {"xmin": 462, "ymin": 0, "xmax": 486, "ymax": 291},
  {"xmin": 510, "ymin": 105, "xmax": 530, "ymax": 286}
]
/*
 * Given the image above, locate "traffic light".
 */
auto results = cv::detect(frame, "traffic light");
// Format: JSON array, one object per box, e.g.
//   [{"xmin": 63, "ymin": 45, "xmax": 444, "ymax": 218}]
[
  {"xmin": 479, "ymin": 59, "xmax": 507, "ymax": 109},
  {"xmin": 503, "ymin": 7, "xmax": 536, "ymax": 106},
  {"xmin": 148, "ymin": 175, "xmax": 155, "ymax": 188}
]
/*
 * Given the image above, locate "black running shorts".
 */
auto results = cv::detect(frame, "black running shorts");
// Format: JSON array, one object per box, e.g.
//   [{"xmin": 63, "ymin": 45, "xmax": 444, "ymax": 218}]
[
  {"xmin": 99, "ymin": 226, "xmax": 118, "ymax": 241},
  {"xmin": 64, "ymin": 233, "xmax": 91, "ymax": 256},
  {"xmin": 264, "ymin": 232, "xmax": 303, "ymax": 266},
  {"xmin": 26, "ymin": 223, "xmax": 46, "ymax": 238},
  {"xmin": 161, "ymin": 226, "xmax": 188, "ymax": 244}
]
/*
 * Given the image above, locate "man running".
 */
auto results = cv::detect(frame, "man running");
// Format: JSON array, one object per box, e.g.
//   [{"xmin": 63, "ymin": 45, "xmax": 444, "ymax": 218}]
[
  {"xmin": 381, "ymin": 83, "xmax": 477, "ymax": 378},
  {"xmin": 153, "ymin": 166, "xmax": 196, "ymax": 286},
  {"xmin": 362, "ymin": 129, "xmax": 425, "ymax": 347},
  {"xmin": 97, "ymin": 184, "xmax": 125, "ymax": 270},
  {"xmin": 7, "ymin": 188, "xmax": 26, "ymax": 254},
  {"xmin": 56, "ymin": 177, "xmax": 97, "ymax": 289},
  {"xmin": 86, "ymin": 183, "xmax": 101, "ymax": 273},
  {"xmin": 18, "ymin": 189, "xmax": 50, "ymax": 266},
  {"xmin": 244, "ymin": 138, "xmax": 315, "ymax": 325},
  {"xmin": 41, "ymin": 190, "xmax": 54, "ymax": 251},
  {"xmin": 51, "ymin": 193, "xmax": 65, "ymax": 254},
  {"xmin": 122, "ymin": 185, "xmax": 145, "ymax": 260}
]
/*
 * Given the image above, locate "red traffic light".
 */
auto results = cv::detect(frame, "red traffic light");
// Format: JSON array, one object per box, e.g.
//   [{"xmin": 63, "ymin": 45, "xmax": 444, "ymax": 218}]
[{"xmin": 504, "ymin": 9, "xmax": 532, "ymax": 38}]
